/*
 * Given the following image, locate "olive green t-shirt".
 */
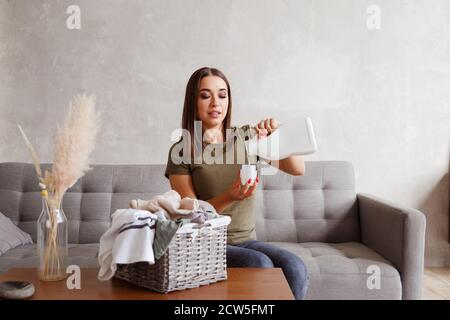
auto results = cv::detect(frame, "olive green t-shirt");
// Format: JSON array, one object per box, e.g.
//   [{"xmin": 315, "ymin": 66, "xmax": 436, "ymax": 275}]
[{"xmin": 164, "ymin": 125, "xmax": 259, "ymax": 245}]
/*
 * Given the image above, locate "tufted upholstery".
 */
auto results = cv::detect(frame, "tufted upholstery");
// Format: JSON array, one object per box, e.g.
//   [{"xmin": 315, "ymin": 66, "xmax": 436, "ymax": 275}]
[
  {"xmin": 272, "ymin": 242, "xmax": 401, "ymax": 299},
  {"xmin": 255, "ymin": 161, "xmax": 360, "ymax": 243},
  {"xmin": 0, "ymin": 163, "xmax": 170, "ymax": 244},
  {"xmin": 0, "ymin": 161, "xmax": 425, "ymax": 300}
]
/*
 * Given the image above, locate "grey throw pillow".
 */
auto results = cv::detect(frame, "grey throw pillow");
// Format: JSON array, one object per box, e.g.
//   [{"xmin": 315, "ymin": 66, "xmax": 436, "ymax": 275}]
[{"xmin": 0, "ymin": 212, "xmax": 33, "ymax": 256}]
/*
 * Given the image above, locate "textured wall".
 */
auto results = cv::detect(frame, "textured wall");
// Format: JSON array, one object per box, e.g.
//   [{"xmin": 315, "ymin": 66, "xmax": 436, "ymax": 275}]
[{"xmin": 0, "ymin": 0, "xmax": 449, "ymax": 266}]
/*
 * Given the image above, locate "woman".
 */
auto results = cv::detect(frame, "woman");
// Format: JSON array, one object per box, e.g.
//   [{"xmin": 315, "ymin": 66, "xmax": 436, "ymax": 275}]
[{"xmin": 164, "ymin": 67, "xmax": 309, "ymax": 299}]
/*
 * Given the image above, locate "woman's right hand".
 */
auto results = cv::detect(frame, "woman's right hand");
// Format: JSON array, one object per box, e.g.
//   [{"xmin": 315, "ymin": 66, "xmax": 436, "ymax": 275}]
[{"xmin": 226, "ymin": 171, "xmax": 259, "ymax": 201}]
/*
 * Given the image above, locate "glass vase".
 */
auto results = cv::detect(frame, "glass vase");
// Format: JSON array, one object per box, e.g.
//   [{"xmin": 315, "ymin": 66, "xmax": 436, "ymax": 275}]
[{"xmin": 37, "ymin": 196, "xmax": 68, "ymax": 281}]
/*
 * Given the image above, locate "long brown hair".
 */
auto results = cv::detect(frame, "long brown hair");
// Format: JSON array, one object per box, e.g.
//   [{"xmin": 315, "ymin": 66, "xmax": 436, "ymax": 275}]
[{"xmin": 181, "ymin": 67, "xmax": 233, "ymax": 158}]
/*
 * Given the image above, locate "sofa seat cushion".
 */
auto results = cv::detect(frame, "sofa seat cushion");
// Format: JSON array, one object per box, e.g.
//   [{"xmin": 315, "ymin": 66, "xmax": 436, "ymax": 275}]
[
  {"xmin": 269, "ymin": 241, "xmax": 402, "ymax": 300},
  {"xmin": 0, "ymin": 244, "xmax": 100, "ymax": 274}
]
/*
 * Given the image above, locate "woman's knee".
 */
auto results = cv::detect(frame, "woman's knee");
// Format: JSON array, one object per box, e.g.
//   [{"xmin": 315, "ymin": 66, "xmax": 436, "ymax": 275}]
[
  {"xmin": 296, "ymin": 258, "xmax": 309, "ymax": 284},
  {"xmin": 285, "ymin": 253, "xmax": 308, "ymax": 279},
  {"xmin": 249, "ymin": 251, "xmax": 274, "ymax": 268},
  {"xmin": 227, "ymin": 246, "xmax": 274, "ymax": 268},
  {"xmin": 281, "ymin": 255, "xmax": 309, "ymax": 300},
  {"xmin": 271, "ymin": 250, "xmax": 309, "ymax": 286}
]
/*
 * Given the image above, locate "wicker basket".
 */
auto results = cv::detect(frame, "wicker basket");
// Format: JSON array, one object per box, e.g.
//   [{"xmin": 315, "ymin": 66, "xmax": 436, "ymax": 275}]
[{"xmin": 114, "ymin": 220, "xmax": 229, "ymax": 293}]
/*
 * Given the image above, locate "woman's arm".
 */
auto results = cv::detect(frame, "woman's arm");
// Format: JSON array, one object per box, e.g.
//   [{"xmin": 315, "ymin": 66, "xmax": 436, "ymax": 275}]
[
  {"xmin": 170, "ymin": 174, "xmax": 233, "ymax": 213},
  {"xmin": 264, "ymin": 155, "xmax": 305, "ymax": 176},
  {"xmin": 254, "ymin": 118, "xmax": 305, "ymax": 176},
  {"xmin": 168, "ymin": 175, "xmax": 197, "ymax": 199},
  {"xmin": 206, "ymin": 192, "xmax": 234, "ymax": 214},
  {"xmin": 208, "ymin": 174, "xmax": 259, "ymax": 212},
  {"xmin": 169, "ymin": 172, "xmax": 259, "ymax": 213}
]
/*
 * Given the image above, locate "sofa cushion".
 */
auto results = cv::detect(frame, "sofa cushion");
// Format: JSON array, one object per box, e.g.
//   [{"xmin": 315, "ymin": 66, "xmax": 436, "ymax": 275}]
[
  {"xmin": 0, "ymin": 211, "xmax": 33, "ymax": 256},
  {"xmin": 270, "ymin": 241, "xmax": 402, "ymax": 300},
  {"xmin": 0, "ymin": 244, "xmax": 100, "ymax": 274}
]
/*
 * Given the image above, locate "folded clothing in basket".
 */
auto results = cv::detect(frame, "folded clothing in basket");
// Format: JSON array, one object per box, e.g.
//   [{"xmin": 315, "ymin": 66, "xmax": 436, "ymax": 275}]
[
  {"xmin": 99, "ymin": 190, "xmax": 225, "ymax": 281},
  {"xmin": 98, "ymin": 209, "xmax": 158, "ymax": 281},
  {"xmin": 129, "ymin": 190, "xmax": 219, "ymax": 223},
  {"xmin": 153, "ymin": 219, "xmax": 181, "ymax": 260},
  {"xmin": 129, "ymin": 190, "xmax": 221, "ymax": 258}
]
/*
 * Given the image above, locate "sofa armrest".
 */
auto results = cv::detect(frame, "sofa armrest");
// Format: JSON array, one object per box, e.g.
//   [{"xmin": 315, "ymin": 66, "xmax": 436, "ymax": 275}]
[{"xmin": 358, "ymin": 193, "xmax": 426, "ymax": 300}]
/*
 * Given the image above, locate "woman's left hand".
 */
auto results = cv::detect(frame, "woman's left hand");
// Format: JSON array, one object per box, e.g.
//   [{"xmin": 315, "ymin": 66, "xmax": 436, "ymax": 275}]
[{"xmin": 255, "ymin": 118, "xmax": 279, "ymax": 139}]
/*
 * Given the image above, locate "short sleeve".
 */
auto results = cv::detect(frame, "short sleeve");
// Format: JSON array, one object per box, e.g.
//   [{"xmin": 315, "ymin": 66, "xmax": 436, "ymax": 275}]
[{"xmin": 164, "ymin": 141, "xmax": 191, "ymax": 179}]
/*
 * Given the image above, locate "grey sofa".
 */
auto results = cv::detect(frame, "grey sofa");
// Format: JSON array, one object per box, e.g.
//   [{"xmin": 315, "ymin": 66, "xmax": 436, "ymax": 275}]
[{"xmin": 0, "ymin": 161, "xmax": 426, "ymax": 300}]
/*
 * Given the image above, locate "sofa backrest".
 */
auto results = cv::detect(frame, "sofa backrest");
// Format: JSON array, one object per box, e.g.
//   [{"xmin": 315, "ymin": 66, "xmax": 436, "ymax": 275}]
[
  {"xmin": 0, "ymin": 161, "xmax": 360, "ymax": 244},
  {"xmin": 0, "ymin": 163, "xmax": 170, "ymax": 244},
  {"xmin": 255, "ymin": 161, "xmax": 360, "ymax": 243}
]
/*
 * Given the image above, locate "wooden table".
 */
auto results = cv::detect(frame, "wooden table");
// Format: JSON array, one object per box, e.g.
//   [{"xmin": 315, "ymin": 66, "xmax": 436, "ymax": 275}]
[{"xmin": 0, "ymin": 268, "xmax": 294, "ymax": 300}]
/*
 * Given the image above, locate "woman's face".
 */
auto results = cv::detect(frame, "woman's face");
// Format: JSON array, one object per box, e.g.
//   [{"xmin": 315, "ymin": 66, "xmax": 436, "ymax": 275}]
[{"xmin": 196, "ymin": 76, "xmax": 229, "ymax": 130}]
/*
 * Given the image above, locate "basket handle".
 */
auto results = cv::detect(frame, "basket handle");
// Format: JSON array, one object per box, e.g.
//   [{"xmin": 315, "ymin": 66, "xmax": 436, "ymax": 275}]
[
  {"xmin": 191, "ymin": 223, "xmax": 211, "ymax": 229},
  {"xmin": 189, "ymin": 225, "xmax": 218, "ymax": 243}
]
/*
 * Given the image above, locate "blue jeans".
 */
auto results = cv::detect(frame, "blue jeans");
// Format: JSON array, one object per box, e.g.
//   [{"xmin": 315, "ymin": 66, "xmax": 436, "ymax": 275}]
[{"xmin": 226, "ymin": 240, "xmax": 309, "ymax": 300}]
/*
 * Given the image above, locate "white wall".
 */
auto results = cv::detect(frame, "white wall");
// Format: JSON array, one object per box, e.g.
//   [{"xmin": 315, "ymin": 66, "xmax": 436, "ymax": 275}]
[{"xmin": 0, "ymin": 0, "xmax": 449, "ymax": 266}]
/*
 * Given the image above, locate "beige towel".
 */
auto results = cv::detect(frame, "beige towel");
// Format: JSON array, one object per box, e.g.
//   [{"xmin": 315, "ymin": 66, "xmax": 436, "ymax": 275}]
[{"xmin": 129, "ymin": 190, "xmax": 199, "ymax": 220}]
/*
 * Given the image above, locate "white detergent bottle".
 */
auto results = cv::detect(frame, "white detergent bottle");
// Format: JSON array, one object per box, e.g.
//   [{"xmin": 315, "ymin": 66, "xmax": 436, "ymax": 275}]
[{"xmin": 245, "ymin": 117, "xmax": 318, "ymax": 161}]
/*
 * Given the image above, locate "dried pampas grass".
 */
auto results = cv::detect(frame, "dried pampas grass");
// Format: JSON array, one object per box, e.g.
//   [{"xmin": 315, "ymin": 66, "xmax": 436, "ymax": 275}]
[
  {"xmin": 52, "ymin": 94, "xmax": 100, "ymax": 201},
  {"xmin": 18, "ymin": 93, "xmax": 100, "ymax": 280},
  {"xmin": 18, "ymin": 124, "xmax": 43, "ymax": 181},
  {"xmin": 19, "ymin": 94, "xmax": 100, "ymax": 203}
]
